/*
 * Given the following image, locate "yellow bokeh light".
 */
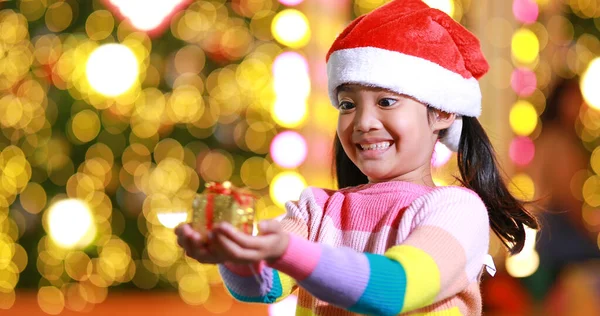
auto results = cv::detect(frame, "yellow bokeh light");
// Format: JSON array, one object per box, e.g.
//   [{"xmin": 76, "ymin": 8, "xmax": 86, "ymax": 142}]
[
  {"xmin": 508, "ymin": 173, "xmax": 535, "ymax": 201},
  {"xmin": 423, "ymin": 0, "xmax": 455, "ymax": 17},
  {"xmin": 85, "ymin": 10, "xmax": 115, "ymax": 41},
  {"xmin": 37, "ymin": 286, "xmax": 65, "ymax": 315},
  {"xmin": 506, "ymin": 250, "xmax": 540, "ymax": 278},
  {"xmin": 85, "ymin": 44, "xmax": 139, "ymax": 97},
  {"xmin": 581, "ymin": 57, "xmax": 600, "ymax": 110},
  {"xmin": 271, "ymin": 9, "xmax": 311, "ymax": 49},
  {"xmin": 271, "ymin": 98, "xmax": 308, "ymax": 128},
  {"xmin": 178, "ymin": 273, "xmax": 210, "ymax": 305},
  {"xmin": 71, "ymin": 110, "xmax": 101, "ymax": 143},
  {"xmin": 19, "ymin": 182, "xmax": 47, "ymax": 214},
  {"xmin": 506, "ymin": 227, "xmax": 539, "ymax": 278},
  {"xmin": 512, "ymin": 28, "xmax": 539, "ymax": 64},
  {"xmin": 270, "ymin": 171, "xmax": 307, "ymax": 208},
  {"xmin": 509, "ymin": 100, "xmax": 538, "ymax": 136},
  {"xmin": 46, "ymin": 199, "xmax": 96, "ymax": 248},
  {"xmin": 583, "ymin": 175, "xmax": 600, "ymax": 207},
  {"xmin": 45, "ymin": 1, "xmax": 73, "ymax": 33},
  {"xmin": 0, "ymin": 290, "xmax": 15, "ymax": 309}
]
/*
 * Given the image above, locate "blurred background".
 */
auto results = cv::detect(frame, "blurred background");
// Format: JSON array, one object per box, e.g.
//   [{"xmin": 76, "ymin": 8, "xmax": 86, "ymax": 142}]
[{"xmin": 0, "ymin": 0, "xmax": 599, "ymax": 315}]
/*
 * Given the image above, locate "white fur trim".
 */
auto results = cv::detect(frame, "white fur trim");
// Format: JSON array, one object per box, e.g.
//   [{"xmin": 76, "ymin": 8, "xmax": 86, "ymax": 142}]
[
  {"xmin": 440, "ymin": 116, "xmax": 462, "ymax": 152},
  {"xmin": 327, "ymin": 47, "xmax": 482, "ymax": 117}
]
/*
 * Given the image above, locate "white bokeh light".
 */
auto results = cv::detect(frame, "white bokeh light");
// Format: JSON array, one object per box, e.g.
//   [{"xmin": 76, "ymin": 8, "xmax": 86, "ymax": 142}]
[
  {"xmin": 47, "ymin": 199, "xmax": 96, "ymax": 248},
  {"xmin": 85, "ymin": 43, "xmax": 139, "ymax": 97},
  {"xmin": 108, "ymin": 0, "xmax": 187, "ymax": 31},
  {"xmin": 270, "ymin": 131, "xmax": 308, "ymax": 169},
  {"xmin": 581, "ymin": 57, "xmax": 600, "ymax": 110}
]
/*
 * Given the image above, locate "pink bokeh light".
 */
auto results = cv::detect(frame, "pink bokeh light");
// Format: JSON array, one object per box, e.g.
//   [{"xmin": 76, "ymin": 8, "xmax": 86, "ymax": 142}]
[
  {"xmin": 511, "ymin": 68, "xmax": 537, "ymax": 97},
  {"xmin": 270, "ymin": 131, "xmax": 308, "ymax": 168},
  {"xmin": 278, "ymin": 0, "xmax": 305, "ymax": 6},
  {"xmin": 431, "ymin": 141, "xmax": 453, "ymax": 168},
  {"xmin": 509, "ymin": 136, "xmax": 535, "ymax": 166},
  {"xmin": 513, "ymin": 0, "xmax": 539, "ymax": 24}
]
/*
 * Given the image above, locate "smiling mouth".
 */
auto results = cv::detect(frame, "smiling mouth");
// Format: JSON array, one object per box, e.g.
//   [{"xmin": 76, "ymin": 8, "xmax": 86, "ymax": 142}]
[{"xmin": 357, "ymin": 141, "xmax": 392, "ymax": 151}]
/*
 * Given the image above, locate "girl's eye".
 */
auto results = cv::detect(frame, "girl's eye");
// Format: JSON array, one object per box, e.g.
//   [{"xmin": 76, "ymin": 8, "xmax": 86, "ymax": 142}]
[
  {"xmin": 338, "ymin": 101, "xmax": 355, "ymax": 110},
  {"xmin": 378, "ymin": 98, "xmax": 398, "ymax": 107}
]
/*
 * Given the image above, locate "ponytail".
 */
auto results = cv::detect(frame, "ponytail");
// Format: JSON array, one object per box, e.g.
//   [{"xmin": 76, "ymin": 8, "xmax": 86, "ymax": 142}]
[{"xmin": 457, "ymin": 117, "xmax": 539, "ymax": 254}]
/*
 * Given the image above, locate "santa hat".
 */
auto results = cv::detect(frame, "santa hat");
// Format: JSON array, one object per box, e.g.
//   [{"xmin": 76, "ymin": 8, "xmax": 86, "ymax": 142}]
[{"xmin": 326, "ymin": 0, "xmax": 489, "ymax": 151}]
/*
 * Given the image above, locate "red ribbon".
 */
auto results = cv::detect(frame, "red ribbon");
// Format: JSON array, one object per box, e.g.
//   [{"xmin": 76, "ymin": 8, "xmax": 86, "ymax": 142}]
[
  {"xmin": 205, "ymin": 193, "xmax": 214, "ymax": 230},
  {"xmin": 204, "ymin": 182, "xmax": 253, "ymax": 231}
]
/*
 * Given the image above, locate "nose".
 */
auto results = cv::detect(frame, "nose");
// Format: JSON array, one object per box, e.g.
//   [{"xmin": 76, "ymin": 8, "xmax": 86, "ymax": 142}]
[{"xmin": 353, "ymin": 105, "xmax": 383, "ymax": 132}]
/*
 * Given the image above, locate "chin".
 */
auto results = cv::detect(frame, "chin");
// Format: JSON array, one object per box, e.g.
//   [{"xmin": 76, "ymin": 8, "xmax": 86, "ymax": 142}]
[{"xmin": 359, "ymin": 168, "xmax": 395, "ymax": 182}]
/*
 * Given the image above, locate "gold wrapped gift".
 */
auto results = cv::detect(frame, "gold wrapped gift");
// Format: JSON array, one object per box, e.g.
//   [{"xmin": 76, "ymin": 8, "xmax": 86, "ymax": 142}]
[{"xmin": 191, "ymin": 181, "xmax": 256, "ymax": 237}]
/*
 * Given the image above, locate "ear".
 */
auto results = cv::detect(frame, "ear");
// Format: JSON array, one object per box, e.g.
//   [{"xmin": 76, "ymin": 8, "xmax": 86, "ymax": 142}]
[{"xmin": 431, "ymin": 109, "xmax": 456, "ymax": 132}]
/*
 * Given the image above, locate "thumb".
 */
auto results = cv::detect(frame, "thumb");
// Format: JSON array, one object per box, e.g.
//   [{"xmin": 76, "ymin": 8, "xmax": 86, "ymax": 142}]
[{"xmin": 258, "ymin": 220, "xmax": 281, "ymax": 235}]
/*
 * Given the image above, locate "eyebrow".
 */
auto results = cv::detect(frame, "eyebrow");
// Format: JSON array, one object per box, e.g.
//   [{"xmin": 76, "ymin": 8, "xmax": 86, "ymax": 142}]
[
  {"xmin": 336, "ymin": 84, "xmax": 397, "ymax": 95},
  {"xmin": 336, "ymin": 84, "xmax": 354, "ymax": 94}
]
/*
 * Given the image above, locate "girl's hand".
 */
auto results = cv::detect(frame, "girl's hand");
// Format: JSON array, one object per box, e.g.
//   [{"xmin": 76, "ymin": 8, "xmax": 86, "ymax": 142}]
[
  {"xmin": 175, "ymin": 220, "xmax": 289, "ymax": 265},
  {"xmin": 175, "ymin": 224, "xmax": 224, "ymax": 264}
]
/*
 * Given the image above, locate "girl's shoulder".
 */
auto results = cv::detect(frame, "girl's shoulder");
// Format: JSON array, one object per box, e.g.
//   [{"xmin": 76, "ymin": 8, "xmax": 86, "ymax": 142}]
[{"xmin": 408, "ymin": 185, "xmax": 488, "ymax": 218}]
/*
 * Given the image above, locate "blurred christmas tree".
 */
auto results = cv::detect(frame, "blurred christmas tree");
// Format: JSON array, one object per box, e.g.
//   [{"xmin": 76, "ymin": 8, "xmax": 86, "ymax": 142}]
[{"xmin": 0, "ymin": 0, "xmax": 286, "ymax": 299}]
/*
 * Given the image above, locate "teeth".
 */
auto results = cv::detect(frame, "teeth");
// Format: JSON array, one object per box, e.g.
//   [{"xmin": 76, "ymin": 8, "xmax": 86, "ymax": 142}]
[{"xmin": 360, "ymin": 142, "xmax": 390, "ymax": 150}]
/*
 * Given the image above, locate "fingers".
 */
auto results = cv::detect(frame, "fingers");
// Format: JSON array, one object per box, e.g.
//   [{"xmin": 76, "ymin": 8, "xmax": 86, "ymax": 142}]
[
  {"xmin": 212, "ymin": 232, "xmax": 262, "ymax": 263},
  {"xmin": 174, "ymin": 224, "xmax": 222, "ymax": 263},
  {"xmin": 213, "ymin": 223, "xmax": 263, "ymax": 249},
  {"xmin": 257, "ymin": 220, "xmax": 282, "ymax": 235}
]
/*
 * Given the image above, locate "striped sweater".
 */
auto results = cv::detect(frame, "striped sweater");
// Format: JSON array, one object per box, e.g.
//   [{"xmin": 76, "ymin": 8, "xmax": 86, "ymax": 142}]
[{"xmin": 218, "ymin": 181, "xmax": 492, "ymax": 315}]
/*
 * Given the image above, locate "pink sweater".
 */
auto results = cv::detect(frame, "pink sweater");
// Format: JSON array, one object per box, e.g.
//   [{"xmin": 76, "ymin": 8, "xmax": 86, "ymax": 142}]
[{"xmin": 219, "ymin": 181, "xmax": 492, "ymax": 315}]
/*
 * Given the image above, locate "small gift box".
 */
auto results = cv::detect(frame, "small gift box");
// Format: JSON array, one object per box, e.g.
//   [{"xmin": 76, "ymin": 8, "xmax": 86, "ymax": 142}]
[{"xmin": 191, "ymin": 181, "xmax": 256, "ymax": 237}]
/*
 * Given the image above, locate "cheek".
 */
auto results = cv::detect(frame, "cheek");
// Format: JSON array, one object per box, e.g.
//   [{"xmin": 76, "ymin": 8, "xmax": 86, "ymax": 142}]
[{"xmin": 337, "ymin": 117, "xmax": 355, "ymax": 153}]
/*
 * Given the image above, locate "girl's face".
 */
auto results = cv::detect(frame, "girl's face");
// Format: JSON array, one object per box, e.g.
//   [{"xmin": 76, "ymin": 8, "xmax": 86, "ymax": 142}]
[{"xmin": 336, "ymin": 84, "xmax": 451, "ymax": 185}]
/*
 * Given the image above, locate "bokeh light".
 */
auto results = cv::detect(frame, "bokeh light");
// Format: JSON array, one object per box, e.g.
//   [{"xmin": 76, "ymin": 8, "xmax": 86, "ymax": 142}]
[
  {"xmin": 271, "ymin": 9, "xmax": 310, "ymax": 48},
  {"xmin": 279, "ymin": 0, "xmax": 305, "ymax": 6},
  {"xmin": 511, "ymin": 28, "xmax": 539, "ymax": 64},
  {"xmin": 423, "ymin": 0, "xmax": 455, "ymax": 17},
  {"xmin": 269, "ymin": 294, "xmax": 298, "ymax": 316},
  {"xmin": 509, "ymin": 137, "xmax": 535, "ymax": 166},
  {"xmin": 46, "ymin": 199, "xmax": 96, "ymax": 248},
  {"xmin": 509, "ymin": 100, "xmax": 538, "ymax": 136},
  {"xmin": 273, "ymin": 52, "xmax": 310, "ymax": 99},
  {"xmin": 511, "ymin": 68, "xmax": 537, "ymax": 97},
  {"xmin": 270, "ymin": 171, "xmax": 306, "ymax": 208},
  {"xmin": 270, "ymin": 131, "xmax": 307, "ymax": 169},
  {"xmin": 85, "ymin": 10, "xmax": 115, "ymax": 41},
  {"xmin": 581, "ymin": 57, "xmax": 600, "ymax": 110},
  {"xmin": 508, "ymin": 173, "xmax": 535, "ymax": 201},
  {"xmin": 157, "ymin": 210, "xmax": 189, "ymax": 229},
  {"xmin": 271, "ymin": 98, "xmax": 308, "ymax": 128},
  {"xmin": 107, "ymin": 0, "xmax": 189, "ymax": 32},
  {"xmin": 431, "ymin": 141, "xmax": 453, "ymax": 168},
  {"xmin": 505, "ymin": 227, "xmax": 539, "ymax": 278},
  {"xmin": 85, "ymin": 43, "xmax": 139, "ymax": 97},
  {"xmin": 513, "ymin": 0, "xmax": 539, "ymax": 24}
]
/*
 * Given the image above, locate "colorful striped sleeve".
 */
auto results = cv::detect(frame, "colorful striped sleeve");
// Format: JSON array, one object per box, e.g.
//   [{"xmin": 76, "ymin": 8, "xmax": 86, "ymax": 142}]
[
  {"xmin": 268, "ymin": 187, "xmax": 490, "ymax": 315},
  {"xmin": 218, "ymin": 187, "xmax": 321, "ymax": 304}
]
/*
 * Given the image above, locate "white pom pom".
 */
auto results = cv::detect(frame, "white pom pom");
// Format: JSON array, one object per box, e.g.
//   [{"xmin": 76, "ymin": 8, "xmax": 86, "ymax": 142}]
[{"xmin": 440, "ymin": 116, "xmax": 463, "ymax": 152}]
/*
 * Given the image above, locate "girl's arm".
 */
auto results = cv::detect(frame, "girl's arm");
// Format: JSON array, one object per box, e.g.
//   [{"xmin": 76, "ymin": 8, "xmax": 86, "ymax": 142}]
[
  {"xmin": 268, "ymin": 187, "xmax": 490, "ymax": 315},
  {"xmin": 218, "ymin": 188, "xmax": 317, "ymax": 303}
]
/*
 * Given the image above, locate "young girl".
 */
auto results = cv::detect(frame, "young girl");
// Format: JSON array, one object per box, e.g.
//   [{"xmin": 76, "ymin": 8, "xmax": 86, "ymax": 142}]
[{"xmin": 176, "ymin": 0, "xmax": 539, "ymax": 315}]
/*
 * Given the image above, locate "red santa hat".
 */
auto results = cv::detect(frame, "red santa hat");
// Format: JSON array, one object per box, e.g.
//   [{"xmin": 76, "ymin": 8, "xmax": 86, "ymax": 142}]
[{"xmin": 326, "ymin": 0, "xmax": 489, "ymax": 151}]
